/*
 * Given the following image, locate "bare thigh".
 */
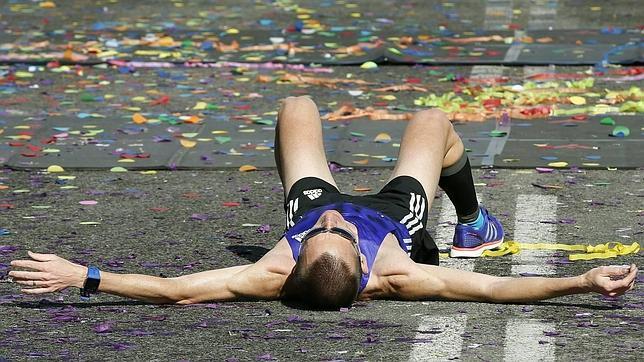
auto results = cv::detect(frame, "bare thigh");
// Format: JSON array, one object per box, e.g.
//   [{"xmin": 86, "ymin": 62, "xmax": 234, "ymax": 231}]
[
  {"xmin": 387, "ymin": 109, "xmax": 463, "ymax": 208},
  {"xmin": 275, "ymin": 96, "xmax": 337, "ymax": 196}
]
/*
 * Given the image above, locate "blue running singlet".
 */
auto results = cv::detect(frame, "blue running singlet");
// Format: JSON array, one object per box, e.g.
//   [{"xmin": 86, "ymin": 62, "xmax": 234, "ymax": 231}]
[{"xmin": 283, "ymin": 202, "xmax": 412, "ymax": 292}]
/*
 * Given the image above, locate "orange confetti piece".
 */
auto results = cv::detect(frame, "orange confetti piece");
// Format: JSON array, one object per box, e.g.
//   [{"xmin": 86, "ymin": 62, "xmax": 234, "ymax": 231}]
[
  {"xmin": 184, "ymin": 115, "xmax": 203, "ymax": 124},
  {"xmin": 239, "ymin": 165, "xmax": 258, "ymax": 172},
  {"xmin": 132, "ymin": 113, "xmax": 147, "ymax": 124},
  {"xmin": 353, "ymin": 159, "xmax": 369, "ymax": 165},
  {"xmin": 180, "ymin": 139, "xmax": 197, "ymax": 148},
  {"xmin": 353, "ymin": 186, "xmax": 372, "ymax": 192}
]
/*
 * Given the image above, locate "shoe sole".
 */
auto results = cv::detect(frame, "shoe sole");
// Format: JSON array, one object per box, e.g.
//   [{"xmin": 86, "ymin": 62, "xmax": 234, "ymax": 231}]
[{"xmin": 449, "ymin": 237, "xmax": 504, "ymax": 258}]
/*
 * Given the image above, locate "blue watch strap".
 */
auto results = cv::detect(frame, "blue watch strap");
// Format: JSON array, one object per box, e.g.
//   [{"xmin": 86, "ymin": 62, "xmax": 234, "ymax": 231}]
[{"xmin": 80, "ymin": 265, "xmax": 101, "ymax": 301}]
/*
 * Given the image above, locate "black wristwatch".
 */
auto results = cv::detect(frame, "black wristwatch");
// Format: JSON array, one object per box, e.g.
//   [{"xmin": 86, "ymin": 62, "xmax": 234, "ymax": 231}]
[{"xmin": 80, "ymin": 265, "xmax": 101, "ymax": 301}]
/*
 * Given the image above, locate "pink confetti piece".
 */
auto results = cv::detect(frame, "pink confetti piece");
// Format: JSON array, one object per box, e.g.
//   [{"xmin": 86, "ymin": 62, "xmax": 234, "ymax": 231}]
[{"xmin": 79, "ymin": 200, "xmax": 98, "ymax": 205}]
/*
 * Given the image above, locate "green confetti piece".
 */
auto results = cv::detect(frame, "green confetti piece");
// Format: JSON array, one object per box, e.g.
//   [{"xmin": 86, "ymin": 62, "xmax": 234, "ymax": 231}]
[
  {"xmin": 80, "ymin": 93, "xmax": 95, "ymax": 102},
  {"xmin": 489, "ymin": 130, "xmax": 508, "ymax": 137},
  {"xmin": 611, "ymin": 125, "xmax": 630, "ymax": 137},
  {"xmin": 600, "ymin": 117, "xmax": 615, "ymax": 125},
  {"xmin": 350, "ymin": 132, "xmax": 366, "ymax": 137},
  {"xmin": 388, "ymin": 47, "xmax": 402, "ymax": 55},
  {"xmin": 215, "ymin": 136, "xmax": 232, "ymax": 144},
  {"xmin": 253, "ymin": 119, "xmax": 274, "ymax": 126}
]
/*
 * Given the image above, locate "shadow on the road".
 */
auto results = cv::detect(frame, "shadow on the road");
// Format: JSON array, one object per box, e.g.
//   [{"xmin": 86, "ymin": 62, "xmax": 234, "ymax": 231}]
[
  {"xmin": 10, "ymin": 300, "xmax": 152, "ymax": 308},
  {"xmin": 511, "ymin": 300, "xmax": 625, "ymax": 310},
  {"xmin": 226, "ymin": 245, "xmax": 270, "ymax": 262}
]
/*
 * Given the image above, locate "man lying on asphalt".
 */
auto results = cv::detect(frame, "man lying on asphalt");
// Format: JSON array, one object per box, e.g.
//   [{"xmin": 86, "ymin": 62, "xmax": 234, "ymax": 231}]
[{"xmin": 9, "ymin": 97, "xmax": 638, "ymax": 310}]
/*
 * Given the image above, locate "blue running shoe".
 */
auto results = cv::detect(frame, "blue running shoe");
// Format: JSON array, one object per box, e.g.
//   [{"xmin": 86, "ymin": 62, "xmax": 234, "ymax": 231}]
[{"xmin": 450, "ymin": 206, "xmax": 504, "ymax": 258}]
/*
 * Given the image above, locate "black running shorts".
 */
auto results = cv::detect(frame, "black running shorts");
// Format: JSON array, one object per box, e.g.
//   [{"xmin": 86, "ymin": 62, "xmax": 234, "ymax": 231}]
[{"xmin": 284, "ymin": 176, "xmax": 439, "ymax": 265}]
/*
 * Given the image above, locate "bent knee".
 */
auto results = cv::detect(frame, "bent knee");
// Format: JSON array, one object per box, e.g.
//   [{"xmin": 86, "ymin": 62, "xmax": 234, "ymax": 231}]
[
  {"xmin": 414, "ymin": 109, "xmax": 449, "ymax": 122},
  {"xmin": 411, "ymin": 109, "xmax": 452, "ymax": 131},
  {"xmin": 280, "ymin": 96, "xmax": 317, "ymax": 111}
]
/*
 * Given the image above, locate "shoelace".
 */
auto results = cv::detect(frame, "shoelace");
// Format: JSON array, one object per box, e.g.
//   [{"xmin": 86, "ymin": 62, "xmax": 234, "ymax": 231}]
[{"xmin": 441, "ymin": 241, "xmax": 640, "ymax": 261}]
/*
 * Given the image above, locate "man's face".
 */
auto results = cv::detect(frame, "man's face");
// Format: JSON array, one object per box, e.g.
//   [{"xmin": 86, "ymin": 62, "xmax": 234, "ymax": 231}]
[{"xmin": 299, "ymin": 210, "xmax": 366, "ymax": 274}]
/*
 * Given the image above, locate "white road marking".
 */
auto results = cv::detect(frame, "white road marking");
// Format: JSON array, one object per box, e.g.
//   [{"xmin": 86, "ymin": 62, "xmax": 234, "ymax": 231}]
[
  {"xmin": 505, "ymin": 195, "xmax": 558, "ymax": 361},
  {"xmin": 504, "ymin": 319, "xmax": 556, "ymax": 362},
  {"xmin": 470, "ymin": 65, "xmax": 505, "ymax": 78},
  {"xmin": 528, "ymin": 0, "xmax": 559, "ymax": 30},
  {"xmin": 436, "ymin": 194, "xmax": 482, "ymax": 271},
  {"xmin": 409, "ymin": 315, "xmax": 467, "ymax": 361},
  {"xmin": 524, "ymin": 65, "xmax": 556, "ymax": 78},
  {"xmin": 511, "ymin": 194, "xmax": 557, "ymax": 275},
  {"xmin": 503, "ymin": 30, "xmax": 526, "ymax": 62},
  {"xmin": 483, "ymin": 0, "xmax": 514, "ymax": 30}
]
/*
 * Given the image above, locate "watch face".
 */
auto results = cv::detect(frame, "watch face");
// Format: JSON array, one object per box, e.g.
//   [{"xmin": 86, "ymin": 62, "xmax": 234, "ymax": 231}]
[{"xmin": 83, "ymin": 267, "xmax": 101, "ymax": 293}]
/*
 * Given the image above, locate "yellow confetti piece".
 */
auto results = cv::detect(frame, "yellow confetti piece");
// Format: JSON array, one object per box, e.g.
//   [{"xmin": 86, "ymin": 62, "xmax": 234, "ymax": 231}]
[
  {"xmin": 59, "ymin": 186, "xmax": 78, "ymax": 190},
  {"xmin": 193, "ymin": 102, "xmax": 208, "ymax": 110},
  {"xmin": 353, "ymin": 159, "xmax": 369, "ymax": 165},
  {"xmin": 548, "ymin": 161, "xmax": 568, "ymax": 168},
  {"xmin": 15, "ymin": 71, "xmax": 34, "ymax": 78},
  {"xmin": 140, "ymin": 170, "xmax": 157, "ymax": 175},
  {"xmin": 182, "ymin": 133, "xmax": 199, "ymax": 138},
  {"xmin": 180, "ymin": 139, "xmax": 197, "ymax": 148},
  {"xmin": 373, "ymin": 133, "xmax": 392, "ymax": 143},
  {"xmin": 239, "ymin": 164, "xmax": 257, "ymax": 172},
  {"xmin": 46, "ymin": 165, "xmax": 65, "ymax": 173},
  {"xmin": 569, "ymin": 96, "xmax": 586, "ymax": 105},
  {"xmin": 226, "ymin": 28, "xmax": 239, "ymax": 34},
  {"xmin": 360, "ymin": 61, "xmax": 378, "ymax": 69},
  {"xmin": 132, "ymin": 113, "xmax": 147, "ymax": 124},
  {"xmin": 110, "ymin": 167, "xmax": 128, "ymax": 173},
  {"xmin": 42, "ymin": 148, "xmax": 60, "ymax": 153},
  {"xmin": 57, "ymin": 175, "xmax": 76, "ymax": 180},
  {"xmin": 39, "ymin": 1, "xmax": 56, "ymax": 8},
  {"xmin": 13, "ymin": 189, "xmax": 30, "ymax": 194},
  {"xmin": 118, "ymin": 159, "xmax": 135, "ymax": 163},
  {"xmin": 590, "ymin": 6, "xmax": 601, "ymax": 11},
  {"xmin": 211, "ymin": 130, "xmax": 228, "ymax": 134}
]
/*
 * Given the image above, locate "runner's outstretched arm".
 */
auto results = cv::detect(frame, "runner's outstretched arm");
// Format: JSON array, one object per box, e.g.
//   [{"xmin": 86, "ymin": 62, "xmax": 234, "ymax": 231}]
[
  {"xmin": 387, "ymin": 263, "xmax": 638, "ymax": 303},
  {"xmin": 9, "ymin": 250, "xmax": 291, "ymax": 304}
]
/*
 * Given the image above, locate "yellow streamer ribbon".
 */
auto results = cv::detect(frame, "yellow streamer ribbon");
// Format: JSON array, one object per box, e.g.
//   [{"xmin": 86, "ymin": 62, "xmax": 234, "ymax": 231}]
[{"xmin": 439, "ymin": 241, "xmax": 640, "ymax": 261}]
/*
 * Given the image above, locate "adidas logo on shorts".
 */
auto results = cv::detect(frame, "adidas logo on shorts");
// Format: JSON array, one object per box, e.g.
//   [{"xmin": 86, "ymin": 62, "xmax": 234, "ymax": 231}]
[{"xmin": 303, "ymin": 188, "xmax": 323, "ymax": 200}]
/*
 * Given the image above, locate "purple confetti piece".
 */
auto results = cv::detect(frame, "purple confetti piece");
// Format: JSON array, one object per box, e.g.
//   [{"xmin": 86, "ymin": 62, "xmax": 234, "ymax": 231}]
[
  {"xmin": 111, "ymin": 342, "xmax": 133, "ymax": 351},
  {"xmin": 256, "ymin": 354, "xmax": 276, "ymax": 361},
  {"xmin": 0, "ymin": 245, "xmax": 18, "ymax": 254},
  {"xmin": 543, "ymin": 331, "xmax": 561, "ymax": 337},
  {"xmin": 257, "ymin": 224, "xmax": 271, "ymax": 233},
  {"xmin": 190, "ymin": 213, "xmax": 209, "ymax": 221},
  {"xmin": 94, "ymin": 322, "xmax": 113, "ymax": 333}
]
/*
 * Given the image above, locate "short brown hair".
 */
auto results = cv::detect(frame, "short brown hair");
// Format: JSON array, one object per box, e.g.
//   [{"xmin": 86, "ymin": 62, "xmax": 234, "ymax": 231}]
[{"xmin": 281, "ymin": 252, "xmax": 361, "ymax": 310}]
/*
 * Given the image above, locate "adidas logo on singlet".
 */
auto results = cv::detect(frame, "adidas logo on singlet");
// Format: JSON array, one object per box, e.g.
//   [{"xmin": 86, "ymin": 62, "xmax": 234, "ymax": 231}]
[{"xmin": 303, "ymin": 188, "xmax": 323, "ymax": 200}]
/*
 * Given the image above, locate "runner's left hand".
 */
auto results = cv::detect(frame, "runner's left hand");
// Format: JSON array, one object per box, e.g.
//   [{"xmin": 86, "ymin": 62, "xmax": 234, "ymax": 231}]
[{"xmin": 582, "ymin": 264, "xmax": 638, "ymax": 297}]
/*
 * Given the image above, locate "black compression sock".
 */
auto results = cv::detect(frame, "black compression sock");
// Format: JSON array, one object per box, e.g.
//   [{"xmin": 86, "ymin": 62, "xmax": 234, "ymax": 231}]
[{"xmin": 438, "ymin": 153, "xmax": 480, "ymax": 223}]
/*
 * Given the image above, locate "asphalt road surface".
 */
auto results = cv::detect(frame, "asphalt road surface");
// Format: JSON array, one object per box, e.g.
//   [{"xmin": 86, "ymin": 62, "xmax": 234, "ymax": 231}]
[{"xmin": 1, "ymin": 168, "xmax": 641, "ymax": 361}]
